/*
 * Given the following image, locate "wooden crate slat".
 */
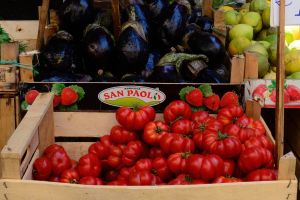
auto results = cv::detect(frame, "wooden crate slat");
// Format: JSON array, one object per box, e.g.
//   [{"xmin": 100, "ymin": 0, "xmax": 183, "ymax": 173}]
[{"xmin": 0, "ymin": 179, "xmax": 297, "ymax": 200}]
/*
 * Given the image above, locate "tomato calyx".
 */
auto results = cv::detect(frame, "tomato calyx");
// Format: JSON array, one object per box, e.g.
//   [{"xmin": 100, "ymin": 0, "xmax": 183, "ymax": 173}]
[
  {"xmin": 217, "ymin": 131, "xmax": 229, "ymax": 140},
  {"xmin": 155, "ymin": 127, "xmax": 163, "ymax": 134},
  {"xmin": 180, "ymin": 152, "xmax": 191, "ymax": 159},
  {"xmin": 184, "ymin": 175, "xmax": 193, "ymax": 183}
]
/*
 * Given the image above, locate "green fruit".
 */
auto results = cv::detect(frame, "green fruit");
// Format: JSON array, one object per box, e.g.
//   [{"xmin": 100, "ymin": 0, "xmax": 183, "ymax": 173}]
[
  {"xmin": 268, "ymin": 43, "xmax": 289, "ymax": 65},
  {"xmin": 256, "ymin": 29, "xmax": 268, "ymax": 40},
  {"xmin": 228, "ymin": 37, "xmax": 251, "ymax": 56},
  {"xmin": 245, "ymin": 43, "xmax": 269, "ymax": 57},
  {"xmin": 262, "ymin": 7, "xmax": 270, "ymax": 27},
  {"xmin": 229, "ymin": 24, "xmax": 254, "ymax": 41},
  {"xmin": 285, "ymin": 32, "xmax": 294, "ymax": 45},
  {"xmin": 264, "ymin": 34, "xmax": 277, "ymax": 45},
  {"xmin": 250, "ymin": 0, "xmax": 268, "ymax": 13},
  {"xmin": 224, "ymin": 10, "xmax": 241, "ymax": 25},
  {"xmin": 255, "ymin": 53, "xmax": 270, "ymax": 78},
  {"xmin": 257, "ymin": 41, "xmax": 271, "ymax": 49},
  {"xmin": 285, "ymin": 50, "xmax": 300, "ymax": 75},
  {"xmin": 287, "ymin": 71, "xmax": 300, "ymax": 79},
  {"xmin": 240, "ymin": 12, "xmax": 263, "ymax": 33}
]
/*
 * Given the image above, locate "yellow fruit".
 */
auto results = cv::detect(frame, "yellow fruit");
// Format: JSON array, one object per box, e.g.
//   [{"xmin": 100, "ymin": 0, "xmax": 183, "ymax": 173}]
[
  {"xmin": 285, "ymin": 26, "xmax": 300, "ymax": 40},
  {"xmin": 229, "ymin": 24, "xmax": 254, "ymax": 41},
  {"xmin": 218, "ymin": 6, "xmax": 234, "ymax": 12},
  {"xmin": 240, "ymin": 12, "xmax": 263, "ymax": 33},
  {"xmin": 224, "ymin": 10, "xmax": 241, "ymax": 25},
  {"xmin": 285, "ymin": 32, "xmax": 294, "ymax": 45},
  {"xmin": 228, "ymin": 37, "xmax": 251, "ymax": 56},
  {"xmin": 262, "ymin": 7, "xmax": 270, "ymax": 27},
  {"xmin": 285, "ymin": 50, "xmax": 300, "ymax": 75},
  {"xmin": 263, "ymin": 70, "xmax": 276, "ymax": 79},
  {"xmin": 245, "ymin": 43, "xmax": 268, "ymax": 57},
  {"xmin": 255, "ymin": 53, "xmax": 270, "ymax": 78}
]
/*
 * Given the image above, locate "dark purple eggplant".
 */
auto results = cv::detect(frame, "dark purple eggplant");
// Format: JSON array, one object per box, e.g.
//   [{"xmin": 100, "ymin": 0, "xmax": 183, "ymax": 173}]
[
  {"xmin": 189, "ymin": 14, "xmax": 213, "ymax": 33},
  {"xmin": 93, "ymin": 9, "xmax": 114, "ymax": 33},
  {"xmin": 38, "ymin": 31, "xmax": 83, "ymax": 77},
  {"xmin": 158, "ymin": 0, "xmax": 191, "ymax": 49},
  {"xmin": 148, "ymin": 64, "xmax": 184, "ymax": 83},
  {"xmin": 196, "ymin": 68, "xmax": 224, "ymax": 83},
  {"xmin": 116, "ymin": 21, "xmax": 149, "ymax": 74},
  {"xmin": 180, "ymin": 59, "xmax": 208, "ymax": 81},
  {"xmin": 214, "ymin": 64, "xmax": 230, "ymax": 82},
  {"xmin": 146, "ymin": 0, "xmax": 168, "ymax": 23},
  {"xmin": 141, "ymin": 51, "xmax": 161, "ymax": 78},
  {"xmin": 183, "ymin": 30, "xmax": 228, "ymax": 68},
  {"xmin": 59, "ymin": 0, "xmax": 95, "ymax": 39},
  {"xmin": 83, "ymin": 24, "xmax": 115, "ymax": 76},
  {"xmin": 121, "ymin": 73, "xmax": 146, "ymax": 82}
]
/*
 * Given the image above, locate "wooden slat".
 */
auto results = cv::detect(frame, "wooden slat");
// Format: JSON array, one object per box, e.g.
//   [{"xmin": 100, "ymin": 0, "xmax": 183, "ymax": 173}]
[
  {"xmin": 54, "ymin": 113, "xmax": 164, "ymax": 137},
  {"xmin": 202, "ymin": 0, "xmax": 213, "ymax": 18},
  {"xmin": 278, "ymin": 152, "xmax": 296, "ymax": 180},
  {"xmin": 19, "ymin": 52, "xmax": 34, "ymax": 82},
  {"xmin": 111, "ymin": 0, "xmax": 121, "ymax": 39},
  {"xmin": 57, "ymin": 142, "xmax": 94, "ymax": 161},
  {"xmin": 0, "ymin": 179, "xmax": 297, "ymax": 200},
  {"xmin": 275, "ymin": 0, "xmax": 286, "ymax": 166},
  {"xmin": 0, "ymin": 93, "xmax": 53, "ymax": 179},
  {"xmin": 0, "ymin": 21, "xmax": 39, "ymax": 41},
  {"xmin": 246, "ymin": 100, "xmax": 261, "ymax": 120},
  {"xmin": 22, "ymin": 150, "xmax": 40, "ymax": 180},
  {"xmin": 244, "ymin": 52, "xmax": 258, "ymax": 79},
  {"xmin": 0, "ymin": 42, "xmax": 19, "ymax": 61},
  {"xmin": 36, "ymin": 0, "xmax": 50, "ymax": 50},
  {"xmin": 230, "ymin": 55, "xmax": 245, "ymax": 83}
]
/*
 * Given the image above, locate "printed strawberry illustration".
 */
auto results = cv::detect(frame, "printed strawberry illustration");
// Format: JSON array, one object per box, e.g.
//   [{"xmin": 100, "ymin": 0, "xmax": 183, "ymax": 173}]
[
  {"xmin": 267, "ymin": 80, "xmax": 290, "ymax": 104},
  {"xmin": 199, "ymin": 85, "xmax": 220, "ymax": 111},
  {"xmin": 53, "ymin": 95, "xmax": 61, "ymax": 108},
  {"xmin": 61, "ymin": 87, "xmax": 78, "ymax": 106},
  {"xmin": 252, "ymin": 84, "xmax": 267, "ymax": 101},
  {"xmin": 286, "ymin": 85, "xmax": 300, "ymax": 101},
  {"xmin": 25, "ymin": 90, "xmax": 40, "ymax": 105},
  {"xmin": 185, "ymin": 88, "xmax": 203, "ymax": 107},
  {"xmin": 220, "ymin": 91, "xmax": 239, "ymax": 108}
]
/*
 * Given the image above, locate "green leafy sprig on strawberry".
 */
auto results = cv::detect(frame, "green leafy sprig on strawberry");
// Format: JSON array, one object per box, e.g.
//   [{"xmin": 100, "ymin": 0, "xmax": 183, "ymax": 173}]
[{"xmin": 179, "ymin": 85, "xmax": 239, "ymax": 112}]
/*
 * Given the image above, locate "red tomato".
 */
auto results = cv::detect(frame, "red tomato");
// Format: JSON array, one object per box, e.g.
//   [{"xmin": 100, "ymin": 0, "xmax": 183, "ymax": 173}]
[
  {"xmin": 245, "ymin": 118, "xmax": 266, "ymax": 136},
  {"xmin": 116, "ymin": 106, "xmax": 156, "ymax": 131},
  {"xmin": 32, "ymin": 156, "xmax": 52, "ymax": 180},
  {"xmin": 163, "ymin": 100, "xmax": 192, "ymax": 124},
  {"xmin": 186, "ymin": 154, "xmax": 224, "ymax": 181},
  {"xmin": 152, "ymin": 157, "xmax": 173, "ymax": 182},
  {"xmin": 107, "ymin": 145, "xmax": 123, "ymax": 169},
  {"xmin": 49, "ymin": 149, "xmax": 71, "ymax": 176},
  {"xmin": 78, "ymin": 154, "xmax": 101, "ymax": 177},
  {"xmin": 213, "ymin": 176, "xmax": 242, "ymax": 183},
  {"xmin": 79, "ymin": 176, "xmax": 104, "ymax": 185},
  {"xmin": 122, "ymin": 141, "xmax": 145, "ymax": 166},
  {"xmin": 192, "ymin": 116, "xmax": 223, "ymax": 135},
  {"xmin": 246, "ymin": 169, "xmax": 277, "ymax": 181},
  {"xmin": 135, "ymin": 159, "xmax": 152, "ymax": 171},
  {"xmin": 167, "ymin": 152, "xmax": 190, "ymax": 175},
  {"xmin": 202, "ymin": 131, "xmax": 242, "ymax": 159},
  {"xmin": 128, "ymin": 170, "xmax": 156, "ymax": 186},
  {"xmin": 88, "ymin": 141, "xmax": 110, "ymax": 160},
  {"xmin": 192, "ymin": 132, "xmax": 204, "ymax": 150},
  {"xmin": 238, "ymin": 147, "xmax": 274, "ymax": 173},
  {"xmin": 60, "ymin": 168, "xmax": 80, "ymax": 184},
  {"xmin": 118, "ymin": 167, "xmax": 133, "ymax": 181},
  {"xmin": 171, "ymin": 119, "xmax": 193, "ymax": 135},
  {"xmin": 243, "ymin": 135, "xmax": 274, "ymax": 152},
  {"xmin": 224, "ymin": 124, "xmax": 256, "ymax": 143},
  {"xmin": 103, "ymin": 170, "xmax": 119, "ymax": 182},
  {"xmin": 43, "ymin": 144, "xmax": 65, "ymax": 158},
  {"xmin": 149, "ymin": 148, "xmax": 166, "ymax": 158},
  {"xmin": 217, "ymin": 105, "xmax": 244, "ymax": 126},
  {"xmin": 143, "ymin": 121, "xmax": 169, "ymax": 146},
  {"xmin": 168, "ymin": 174, "xmax": 206, "ymax": 185},
  {"xmin": 190, "ymin": 111, "xmax": 210, "ymax": 123},
  {"xmin": 110, "ymin": 125, "xmax": 137, "ymax": 144},
  {"xmin": 160, "ymin": 133, "xmax": 195, "ymax": 155},
  {"xmin": 107, "ymin": 179, "xmax": 127, "ymax": 185},
  {"xmin": 223, "ymin": 159, "xmax": 236, "ymax": 176},
  {"xmin": 100, "ymin": 135, "xmax": 113, "ymax": 147}
]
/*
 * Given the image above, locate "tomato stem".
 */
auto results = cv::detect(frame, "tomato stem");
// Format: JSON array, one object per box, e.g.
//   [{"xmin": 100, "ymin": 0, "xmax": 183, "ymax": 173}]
[{"xmin": 217, "ymin": 131, "xmax": 228, "ymax": 140}]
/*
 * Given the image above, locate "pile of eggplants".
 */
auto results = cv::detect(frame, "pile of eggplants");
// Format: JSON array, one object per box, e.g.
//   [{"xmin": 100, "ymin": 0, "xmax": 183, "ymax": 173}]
[{"xmin": 36, "ymin": 0, "xmax": 231, "ymax": 83}]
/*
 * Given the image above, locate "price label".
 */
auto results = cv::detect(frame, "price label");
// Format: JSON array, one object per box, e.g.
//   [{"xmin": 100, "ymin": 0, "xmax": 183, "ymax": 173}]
[{"xmin": 271, "ymin": 0, "xmax": 300, "ymax": 26}]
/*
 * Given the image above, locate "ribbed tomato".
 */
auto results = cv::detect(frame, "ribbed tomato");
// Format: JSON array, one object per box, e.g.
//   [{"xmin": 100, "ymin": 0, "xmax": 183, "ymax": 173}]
[
  {"xmin": 213, "ymin": 176, "xmax": 242, "ymax": 183},
  {"xmin": 160, "ymin": 133, "xmax": 195, "ymax": 155},
  {"xmin": 110, "ymin": 125, "xmax": 137, "ymax": 144},
  {"xmin": 163, "ymin": 100, "xmax": 192, "ymax": 124},
  {"xmin": 246, "ymin": 169, "xmax": 277, "ymax": 181},
  {"xmin": 167, "ymin": 152, "xmax": 190, "ymax": 175},
  {"xmin": 143, "ymin": 121, "xmax": 169, "ymax": 146},
  {"xmin": 217, "ymin": 105, "xmax": 244, "ymax": 126}
]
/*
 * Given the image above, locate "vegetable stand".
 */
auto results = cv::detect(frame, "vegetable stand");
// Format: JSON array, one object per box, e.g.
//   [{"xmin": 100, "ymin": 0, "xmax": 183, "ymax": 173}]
[{"xmin": 0, "ymin": 93, "xmax": 298, "ymax": 200}]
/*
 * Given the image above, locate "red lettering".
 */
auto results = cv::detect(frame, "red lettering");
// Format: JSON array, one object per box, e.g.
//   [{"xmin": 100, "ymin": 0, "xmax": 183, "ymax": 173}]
[
  {"xmin": 117, "ymin": 90, "xmax": 124, "ymax": 97},
  {"xmin": 147, "ymin": 92, "xmax": 152, "ymax": 99},
  {"xmin": 104, "ymin": 93, "xmax": 110, "ymax": 100},
  {"xmin": 127, "ymin": 90, "xmax": 133, "ymax": 96},
  {"xmin": 133, "ymin": 90, "xmax": 140, "ymax": 97},
  {"xmin": 140, "ymin": 91, "xmax": 147, "ymax": 97},
  {"xmin": 111, "ymin": 92, "xmax": 117, "ymax": 98}
]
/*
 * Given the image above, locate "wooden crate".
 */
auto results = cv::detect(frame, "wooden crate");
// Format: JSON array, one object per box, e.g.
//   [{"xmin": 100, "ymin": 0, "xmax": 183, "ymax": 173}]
[{"xmin": 0, "ymin": 93, "xmax": 297, "ymax": 200}]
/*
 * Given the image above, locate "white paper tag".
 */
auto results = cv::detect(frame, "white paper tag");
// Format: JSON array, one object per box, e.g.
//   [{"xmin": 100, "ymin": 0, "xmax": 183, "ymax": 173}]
[{"xmin": 271, "ymin": 0, "xmax": 300, "ymax": 27}]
